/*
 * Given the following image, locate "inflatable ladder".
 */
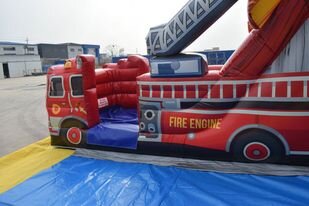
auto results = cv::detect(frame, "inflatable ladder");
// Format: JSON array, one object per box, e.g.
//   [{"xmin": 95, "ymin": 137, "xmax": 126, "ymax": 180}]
[{"xmin": 146, "ymin": 0, "xmax": 238, "ymax": 56}]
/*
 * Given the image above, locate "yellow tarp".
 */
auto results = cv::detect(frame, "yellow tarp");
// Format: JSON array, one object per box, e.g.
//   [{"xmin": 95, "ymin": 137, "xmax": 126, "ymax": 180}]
[
  {"xmin": 0, "ymin": 137, "xmax": 74, "ymax": 194},
  {"xmin": 250, "ymin": 0, "xmax": 281, "ymax": 28}
]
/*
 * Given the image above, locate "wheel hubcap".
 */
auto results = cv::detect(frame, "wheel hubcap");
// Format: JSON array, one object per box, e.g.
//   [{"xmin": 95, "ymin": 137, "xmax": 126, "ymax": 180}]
[
  {"xmin": 67, "ymin": 127, "xmax": 82, "ymax": 145},
  {"xmin": 243, "ymin": 142, "xmax": 270, "ymax": 161}
]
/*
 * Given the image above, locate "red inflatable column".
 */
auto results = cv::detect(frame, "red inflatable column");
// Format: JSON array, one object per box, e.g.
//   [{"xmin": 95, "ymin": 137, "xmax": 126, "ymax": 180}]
[{"xmin": 78, "ymin": 55, "xmax": 100, "ymax": 127}]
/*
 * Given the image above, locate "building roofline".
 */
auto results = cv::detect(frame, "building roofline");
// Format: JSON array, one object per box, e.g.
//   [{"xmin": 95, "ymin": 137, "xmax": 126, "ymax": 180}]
[
  {"xmin": 0, "ymin": 42, "xmax": 100, "ymax": 48},
  {"xmin": 37, "ymin": 43, "xmax": 99, "ymax": 48},
  {"xmin": 82, "ymin": 44, "xmax": 100, "ymax": 48},
  {"xmin": 37, "ymin": 43, "xmax": 81, "ymax": 46},
  {"xmin": 0, "ymin": 41, "xmax": 37, "ymax": 46}
]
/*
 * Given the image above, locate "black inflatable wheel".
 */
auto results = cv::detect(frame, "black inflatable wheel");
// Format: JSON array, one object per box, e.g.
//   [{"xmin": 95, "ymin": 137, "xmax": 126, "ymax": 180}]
[
  {"xmin": 231, "ymin": 130, "xmax": 285, "ymax": 163},
  {"xmin": 60, "ymin": 119, "xmax": 87, "ymax": 147}
]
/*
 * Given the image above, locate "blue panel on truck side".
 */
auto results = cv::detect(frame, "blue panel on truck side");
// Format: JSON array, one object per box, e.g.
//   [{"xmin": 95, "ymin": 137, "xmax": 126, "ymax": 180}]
[
  {"xmin": 1, "ymin": 156, "xmax": 309, "ymax": 206},
  {"xmin": 150, "ymin": 53, "xmax": 207, "ymax": 77}
]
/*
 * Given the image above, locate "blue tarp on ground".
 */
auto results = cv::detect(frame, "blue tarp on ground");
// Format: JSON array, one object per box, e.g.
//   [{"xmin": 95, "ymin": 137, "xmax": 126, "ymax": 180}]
[
  {"xmin": 87, "ymin": 106, "xmax": 139, "ymax": 149},
  {"xmin": 1, "ymin": 155, "xmax": 309, "ymax": 206}
]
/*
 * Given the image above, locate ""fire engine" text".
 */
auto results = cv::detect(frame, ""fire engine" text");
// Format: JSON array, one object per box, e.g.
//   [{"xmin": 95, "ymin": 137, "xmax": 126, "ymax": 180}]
[{"xmin": 169, "ymin": 116, "xmax": 222, "ymax": 129}]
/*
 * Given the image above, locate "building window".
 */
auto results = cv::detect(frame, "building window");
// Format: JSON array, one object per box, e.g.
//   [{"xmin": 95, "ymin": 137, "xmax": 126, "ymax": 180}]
[
  {"xmin": 70, "ymin": 48, "xmax": 75, "ymax": 52},
  {"xmin": 27, "ymin": 47, "xmax": 35, "ymax": 51},
  {"xmin": 70, "ymin": 76, "xmax": 83, "ymax": 96},
  {"xmin": 3, "ymin": 47, "xmax": 16, "ymax": 51},
  {"xmin": 49, "ymin": 77, "xmax": 64, "ymax": 97},
  {"xmin": 78, "ymin": 48, "xmax": 82, "ymax": 52}
]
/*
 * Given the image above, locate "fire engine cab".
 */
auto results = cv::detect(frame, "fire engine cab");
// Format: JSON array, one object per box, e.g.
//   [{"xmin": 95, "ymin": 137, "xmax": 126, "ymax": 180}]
[{"xmin": 46, "ymin": 0, "xmax": 309, "ymax": 163}]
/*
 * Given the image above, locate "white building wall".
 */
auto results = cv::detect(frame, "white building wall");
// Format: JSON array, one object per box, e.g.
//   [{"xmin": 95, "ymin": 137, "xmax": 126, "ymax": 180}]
[
  {"xmin": 0, "ymin": 55, "xmax": 42, "ymax": 78},
  {"xmin": 0, "ymin": 64, "xmax": 3, "ymax": 79},
  {"xmin": 25, "ymin": 46, "xmax": 39, "ymax": 55},
  {"xmin": 26, "ymin": 61, "xmax": 41, "ymax": 74},
  {"xmin": 0, "ymin": 44, "xmax": 39, "ymax": 55},
  {"xmin": 87, "ymin": 48, "xmax": 96, "ymax": 56},
  {"xmin": 0, "ymin": 45, "xmax": 23, "ymax": 55},
  {"xmin": 67, "ymin": 45, "xmax": 83, "ymax": 58},
  {"xmin": 8, "ymin": 62, "xmax": 25, "ymax": 77}
]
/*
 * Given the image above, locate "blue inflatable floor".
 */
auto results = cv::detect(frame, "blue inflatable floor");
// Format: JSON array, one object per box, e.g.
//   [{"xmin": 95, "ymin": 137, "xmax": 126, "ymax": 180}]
[
  {"xmin": 87, "ymin": 106, "xmax": 139, "ymax": 149},
  {"xmin": 1, "ymin": 156, "xmax": 309, "ymax": 206}
]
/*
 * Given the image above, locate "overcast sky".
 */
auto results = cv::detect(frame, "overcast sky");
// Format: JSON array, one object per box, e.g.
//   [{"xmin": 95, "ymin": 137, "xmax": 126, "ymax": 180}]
[{"xmin": 0, "ymin": 0, "xmax": 248, "ymax": 54}]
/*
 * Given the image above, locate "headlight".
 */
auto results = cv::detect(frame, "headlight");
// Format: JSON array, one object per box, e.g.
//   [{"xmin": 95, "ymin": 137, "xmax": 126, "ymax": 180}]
[
  {"xmin": 144, "ymin": 110, "xmax": 155, "ymax": 120},
  {"xmin": 140, "ymin": 122, "xmax": 145, "ymax": 131},
  {"xmin": 148, "ymin": 123, "xmax": 156, "ymax": 133}
]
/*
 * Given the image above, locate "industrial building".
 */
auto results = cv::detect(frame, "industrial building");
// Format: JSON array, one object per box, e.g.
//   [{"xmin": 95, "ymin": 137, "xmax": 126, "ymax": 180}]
[
  {"xmin": 82, "ymin": 44, "xmax": 100, "ymax": 60},
  {"xmin": 38, "ymin": 43, "xmax": 100, "ymax": 72},
  {"xmin": 0, "ymin": 42, "xmax": 42, "ymax": 79}
]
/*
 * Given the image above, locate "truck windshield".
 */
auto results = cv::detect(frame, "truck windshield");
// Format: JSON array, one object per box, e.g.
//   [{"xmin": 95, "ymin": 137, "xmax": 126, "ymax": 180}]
[
  {"xmin": 49, "ymin": 77, "xmax": 64, "ymax": 97},
  {"xmin": 71, "ymin": 76, "xmax": 83, "ymax": 96}
]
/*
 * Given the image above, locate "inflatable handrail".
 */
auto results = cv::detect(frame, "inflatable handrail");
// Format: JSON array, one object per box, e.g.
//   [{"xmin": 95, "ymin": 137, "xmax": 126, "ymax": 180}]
[{"xmin": 220, "ymin": 0, "xmax": 309, "ymax": 77}]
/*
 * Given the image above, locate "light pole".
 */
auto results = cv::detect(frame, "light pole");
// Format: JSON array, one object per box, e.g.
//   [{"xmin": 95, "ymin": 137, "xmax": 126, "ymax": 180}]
[{"xmin": 24, "ymin": 37, "xmax": 29, "ymax": 76}]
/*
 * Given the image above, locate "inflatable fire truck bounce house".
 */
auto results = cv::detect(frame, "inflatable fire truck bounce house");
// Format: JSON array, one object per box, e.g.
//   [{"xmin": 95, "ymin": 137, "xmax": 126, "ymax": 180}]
[{"xmin": 46, "ymin": 0, "xmax": 309, "ymax": 164}]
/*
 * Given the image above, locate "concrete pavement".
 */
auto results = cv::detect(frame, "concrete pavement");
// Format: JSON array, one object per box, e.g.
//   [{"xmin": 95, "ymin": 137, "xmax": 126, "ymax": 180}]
[{"xmin": 0, "ymin": 76, "xmax": 49, "ymax": 157}]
